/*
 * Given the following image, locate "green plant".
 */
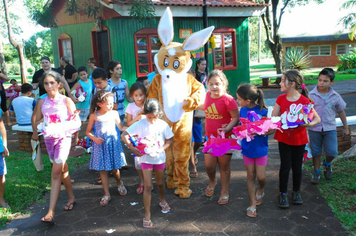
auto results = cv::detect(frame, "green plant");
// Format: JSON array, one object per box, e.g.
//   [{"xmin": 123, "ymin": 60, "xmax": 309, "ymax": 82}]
[
  {"xmin": 337, "ymin": 49, "xmax": 356, "ymax": 71},
  {"xmin": 7, "ymin": 64, "xmax": 20, "ymax": 75},
  {"xmin": 27, "ymin": 67, "xmax": 34, "ymax": 74},
  {"xmin": 284, "ymin": 48, "xmax": 311, "ymax": 71},
  {"xmin": 128, "ymin": 0, "xmax": 155, "ymax": 22},
  {"xmin": 64, "ymin": 0, "xmax": 80, "ymax": 16},
  {"xmin": 83, "ymin": 3, "xmax": 100, "ymax": 19},
  {"xmin": 304, "ymin": 156, "xmax": 356, "ymax": 234},
  {"xmin": 0, "ymin": 151, "xmax": 90, "ymax": 228}
]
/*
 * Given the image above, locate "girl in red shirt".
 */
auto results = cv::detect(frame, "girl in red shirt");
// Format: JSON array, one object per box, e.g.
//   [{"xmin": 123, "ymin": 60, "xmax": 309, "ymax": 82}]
[
  {"xmin": 198, "ymin": 70, "xmax": 239, "ymax": 205},
  {"xmin": 272, "ymin": 70, "xmax": 320, "ymax": 209}
]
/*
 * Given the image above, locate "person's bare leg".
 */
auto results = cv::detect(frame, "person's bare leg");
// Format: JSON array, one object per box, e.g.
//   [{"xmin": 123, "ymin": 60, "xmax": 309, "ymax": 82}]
[
  {"xmin": 61, "ymin": 162, "xmax": 75, "ymax": 207},
  {"xmin": 217, "ymin": 154, "xmax": 232, "ymax": 197},
  {"xmin": 0, "ymin": 175, "xmax": 6, "ymax": 206},
  {"xmin": 204, "ymin": 154, "xmax": 218, "ymax": 189},
  {"xmin": 100, "ymin": 171, "xmax": 110, "ymax": 197},
  {"xmin": 142, "ymin": 169, "xmax": 153, "ymax": 221},
  {"xmin": 246, "ymin": 165, "xmax": 256, "ymax": 208}
]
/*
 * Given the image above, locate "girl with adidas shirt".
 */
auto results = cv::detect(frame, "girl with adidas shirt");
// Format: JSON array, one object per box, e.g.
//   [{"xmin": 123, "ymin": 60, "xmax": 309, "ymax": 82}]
[{"xmin": 198, "ymin": 70, "xmax": 239, "ymax": 205}]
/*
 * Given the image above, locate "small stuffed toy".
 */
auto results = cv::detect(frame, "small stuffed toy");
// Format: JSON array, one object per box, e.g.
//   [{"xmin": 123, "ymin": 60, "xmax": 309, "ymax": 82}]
[
  {"xmin": 71, "ymin": 85, "xmax": 87, "ymax": 102},
  {"xmin": 280, "ymin": 103, "xmax": 314, "ymax": 129}
]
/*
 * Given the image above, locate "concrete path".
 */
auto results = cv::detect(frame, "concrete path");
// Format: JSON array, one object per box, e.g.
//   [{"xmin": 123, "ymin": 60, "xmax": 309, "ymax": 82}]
[{"xmin": 1, "ymin": 80, "xmax": 355, "ymax": 235}]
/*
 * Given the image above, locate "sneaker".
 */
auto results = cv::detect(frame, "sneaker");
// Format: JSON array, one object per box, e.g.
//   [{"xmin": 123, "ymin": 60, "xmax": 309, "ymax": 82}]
[
  {"xmin": 292, "ymin": 191, "xmax": 303, "ymax": 205},
  {"xmin": 324, "ymin": 164, "xmax": 332, "ymax": 180},
  {"xmin": 310, "ymin": 173, "xmax": 321, "ymax": 185},
  {"xmin": 278, "ymin": 193, "xmax": 289, "ymax": 209}
]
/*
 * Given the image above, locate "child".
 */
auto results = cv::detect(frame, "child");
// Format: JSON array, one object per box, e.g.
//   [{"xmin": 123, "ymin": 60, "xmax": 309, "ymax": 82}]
[
  {"xmin": 6, "ymin": 79, "xmax": 21, "ymax": 99},
  {"xmin": 31, "ymin": 71, "xmax": 78, "ymax": 224},
  {"xmin": 195, "ymin": 58, "xmax": 207, "ymax": 86},
  {"xmin": 272, "ymin": 70, "xmax": 320, "ymax": 209},
  {"xmin": 6, "ymin": 79, "xmax": 21, "ymax": 110},
  {"xmin": 107, "ymin": 60, "xmax": 132, "ymax": 123},
  {"xmin": 70, "ymin": 66, "xmax": 93, "ymax": 123},
  {"xmin": 136, "ymin": 76, "xmax": 150, "ymax": 92},
  {"xmin": 122, "ymin": 98, "xmax": 173, "ymax": 228},
  {"xmin": 308, "ymin": 68, "xmax": 349, "ymax": 184},
  {"xmin": 236, "ymin": 83, "xmax": 270, "ymax": 217},
  {"xmin": 126, "ymin": 82, "xmax": 147, "ymax": 194},
  {"xmin": 0, "ymin": 112, "xmax": 9, "ymax": 209},
  {"xmin": 86, "ymin": 90, "xmax": 128, "ymax": 206},
  {"xmin": 198, "ymin": 70, "xmax": 239, "ymax": 205},
  {"xmin": 91, "ymin": 68, "xmax": 113, "ymax": 95},
  {"xmin": 10, "ymin": 83, "xmax": 36, "ymax": 126},
  {"xmin": 189, "ymin": 58, "xmax": 207, "ymax": 178}
]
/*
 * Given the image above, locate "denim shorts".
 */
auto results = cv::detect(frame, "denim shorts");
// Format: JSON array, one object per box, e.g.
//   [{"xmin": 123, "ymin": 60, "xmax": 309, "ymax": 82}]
[
  {"xmin": 309, "ymin": 130, "xmax": 338, "ymax": 157},
  {"xmin": 0, "ymin": 153, "xmax": 7, "ymax": 175}
]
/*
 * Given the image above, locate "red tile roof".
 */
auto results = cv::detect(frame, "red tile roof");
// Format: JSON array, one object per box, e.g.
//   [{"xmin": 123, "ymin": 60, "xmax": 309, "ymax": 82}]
[{"xmin": 111, "ymin": 0, "xmax": 267, "ymax": 7}]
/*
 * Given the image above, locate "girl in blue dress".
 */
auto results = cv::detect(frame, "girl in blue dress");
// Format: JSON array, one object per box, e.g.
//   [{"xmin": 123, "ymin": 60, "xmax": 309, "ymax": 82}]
[{"xmin": 86, "ymin": 90, "xmax": 127, "ymax": 206}]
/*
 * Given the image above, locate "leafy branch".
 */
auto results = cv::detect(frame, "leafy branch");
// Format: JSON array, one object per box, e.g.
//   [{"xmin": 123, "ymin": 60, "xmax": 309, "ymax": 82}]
[
  {"xmin": 127, "ymin": 0, "xmax": 155, "ymax": 22},
  {"xmin": 83, "ymin": 3, "xmax": 100, "ymax": 19},
  {"xmin": 64, "ymin": 0, "xmax": 80, "ymax": 16}
]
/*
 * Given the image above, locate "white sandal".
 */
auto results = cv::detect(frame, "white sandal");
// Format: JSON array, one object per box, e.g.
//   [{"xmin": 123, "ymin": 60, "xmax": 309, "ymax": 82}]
[
  {"xmin": 256, "ymin": 192, "xmax": 265, "ymax": 206},
  {"xmin": 247, "ymin": 206, "xmax": 257, "ymax": 218},
  {"xmin": 117, "ymin": 181, "xmax": 127, "ymax": 196}
]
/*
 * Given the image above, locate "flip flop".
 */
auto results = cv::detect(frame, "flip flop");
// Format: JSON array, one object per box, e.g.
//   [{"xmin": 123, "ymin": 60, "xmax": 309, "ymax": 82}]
[
  {"xmin": 63, "ymin": 201, "xmax": 76, "ymax": 211},
  {"xmin": 247, "ymin": 206, "xmax": 257, "ymax": 218},
  {"xmin": 218, "ymin": 195, "xmax": 229, "ymax": 205},
  {"xmin": 118, "ymin": 181, "xmax": 127, "ymax": 196},
  {"xmin": 41, "ymin": 215, "xmax": 55, "ymax": 224},
  {"xmin": 143, "ymin": 218, "xmax": 153, "ymax": 228},
  {"xmin": 189, "ymin": 171, "xmax": 198, "ymax": 178},
  {"xmin": 100, "ymin": 196, "xmax": 111, "ymax": 207},
  {"xmin": 256, "ymin": 192, "xmax": 265, "ymax": 206},
  {"xmin": 159, "ymin": 202, "xmax": 170, "ymax": 213},
  {"xmin": 205, "ymin": 186, "xmax": 215, "ymax": 197},
  {"xmin": 136, "ymin": 185, "xmax": 144, "ymax": 195}
]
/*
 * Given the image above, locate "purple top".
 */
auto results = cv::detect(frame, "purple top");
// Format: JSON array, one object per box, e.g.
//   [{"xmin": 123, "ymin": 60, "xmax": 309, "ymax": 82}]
[{"xmin": 308, "ymin": 86, "xmax": 346, "ymax": 132}]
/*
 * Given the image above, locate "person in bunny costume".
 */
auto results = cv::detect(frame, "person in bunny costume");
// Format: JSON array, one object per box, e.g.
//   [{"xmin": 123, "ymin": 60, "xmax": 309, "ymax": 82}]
[{"xmin": 147, "ymin": 7, "xmax": 214, "ymax": 198}]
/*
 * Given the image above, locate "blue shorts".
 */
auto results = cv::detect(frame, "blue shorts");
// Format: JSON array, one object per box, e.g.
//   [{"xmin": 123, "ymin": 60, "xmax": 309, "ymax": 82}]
[
  {"xmin": 0, "ymin": 154, "xmax": 7, "ymax": 175},
  {"xmin": 192, "ymin": 122, "xmax": 203, "ymax": 143},
  {"xmin": 309, "ymin": 130, "xmax": 338, "ymax": 157}
]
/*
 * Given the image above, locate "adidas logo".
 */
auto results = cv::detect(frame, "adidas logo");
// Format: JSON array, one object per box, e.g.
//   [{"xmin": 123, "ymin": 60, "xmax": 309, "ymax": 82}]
[{"xmin": 205, "ymin": 103, "xmax": 223, "ymax": 119}]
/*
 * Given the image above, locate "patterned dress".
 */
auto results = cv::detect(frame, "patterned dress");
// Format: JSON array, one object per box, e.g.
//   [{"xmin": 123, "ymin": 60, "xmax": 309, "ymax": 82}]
[{"xmin": 89, "ymin": 112, "xmax": 127, "ymax": 171}]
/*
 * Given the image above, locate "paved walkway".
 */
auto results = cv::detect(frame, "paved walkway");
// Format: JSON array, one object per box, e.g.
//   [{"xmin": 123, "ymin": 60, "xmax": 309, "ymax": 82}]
[{"xmin": 1, "ymin": 81, "xmax": 355, "ymax": 235}]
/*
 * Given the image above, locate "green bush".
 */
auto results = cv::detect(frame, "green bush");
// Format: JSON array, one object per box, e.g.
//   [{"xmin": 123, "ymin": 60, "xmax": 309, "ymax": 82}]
[
  {"xmin": 27, "ymin": 67, "xmax": 34, "ymax": 74},
  {"xmin": 7, "ymin": 64, "xmax": 20, "ymax": 76},
  {"xmin": 337, "ymin": 49, "xmax": 356, "ymax": 71},
  {"xmin": 284, "ymin": 48, "xmax": 311, "ymax": 71}
]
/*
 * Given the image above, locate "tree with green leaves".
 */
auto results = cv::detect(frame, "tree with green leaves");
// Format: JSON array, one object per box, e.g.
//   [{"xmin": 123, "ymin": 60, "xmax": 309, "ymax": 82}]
[
  {"xmin": 24, "ymin": 30, "xmax": 53, "ymax": 71},
  {"xmin": 2, "ymin": 0, "xmax": 27, "ymax": 83},
  {"xmin": 258, "ymin": 0, "xmax": 324, "ymax": 74},
  {"xmin": 340, "ymin": 0, "xmax": 356, "ymax": 40}
]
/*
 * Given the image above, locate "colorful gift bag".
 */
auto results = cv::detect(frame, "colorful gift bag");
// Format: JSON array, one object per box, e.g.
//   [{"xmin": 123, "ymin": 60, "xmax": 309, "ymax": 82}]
[{"xmin": 202, "ymin": 130, "xmax": 241, "ymax": 156}]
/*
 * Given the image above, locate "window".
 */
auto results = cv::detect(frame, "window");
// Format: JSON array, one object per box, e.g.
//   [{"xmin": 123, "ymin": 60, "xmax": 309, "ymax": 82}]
[
  {"xmin": 296, "ymin": 46, "xmax": 303, "ymax": 53},
  {"xmin": 213, "ymin": 27, "xmax": 237, "ymax": 70},
  {"xmin": 336, "ymin": 44, "xmax": 356, "ymax": 55},
  {"xmin": 58, "ymin": 34, "xmax": 74, "ymax": 64},
  {"xmin": 308, "ymin": 45, "xmax": 331, "ymax": 56},
  {"xmin": 134, "ymin": 28, "xmax": 160, "ymax": 77}
]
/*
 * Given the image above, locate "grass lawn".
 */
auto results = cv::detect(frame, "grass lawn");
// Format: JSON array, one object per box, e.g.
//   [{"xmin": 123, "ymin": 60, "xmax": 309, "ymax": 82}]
[
  {"xmin": 249, "ymin": 64, "xmax": 356, "ymax": 85},
  {"xmin": 0, "ymin": 151, "xmax": 90, "ymax": 228},
  {"xmin": 304, "ymin": 156, "xmax": 356, "ymax": 235}
]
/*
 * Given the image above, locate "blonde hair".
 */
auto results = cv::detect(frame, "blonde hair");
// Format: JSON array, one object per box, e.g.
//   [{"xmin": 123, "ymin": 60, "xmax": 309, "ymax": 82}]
[{"xmin": 207, "ymin": 70, "xmax": 228, "ymax": 92}]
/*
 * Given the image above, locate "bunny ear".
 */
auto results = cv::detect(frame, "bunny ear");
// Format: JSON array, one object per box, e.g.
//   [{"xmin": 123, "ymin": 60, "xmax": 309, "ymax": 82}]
[
  {"xmin": 158, "ymin": 7, "xmax": 174, "ymax": 47},
  {"xmin": 289, "ymin": 104, "xmax": 296, "ymax": 111},
  {"xmin": 295, "ymin": 104, "xmax": 303, "ymax": 112},
  {"xmin": 183, "ymin": 26, "xmax": 215, "ymax": 52}
]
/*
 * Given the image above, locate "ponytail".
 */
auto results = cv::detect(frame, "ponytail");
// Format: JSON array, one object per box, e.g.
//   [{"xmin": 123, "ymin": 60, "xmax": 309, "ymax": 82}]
[
  {"xmin": 256, "ymin": 89, "xmax": 267, "ymax": 111},
  {"xmin": 301, "ymin": 84, "xmax": 312, "ymax": 102}
]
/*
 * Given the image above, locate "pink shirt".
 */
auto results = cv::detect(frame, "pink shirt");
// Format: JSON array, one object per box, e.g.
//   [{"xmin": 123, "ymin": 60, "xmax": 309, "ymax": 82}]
[
  {"xmin": 204, "ymin": 91, "xmax": 238, "ymax": 137},
  {"xmin": 41, "ymin": 94, "xmax": 68, "ymax": 122},
  {"xmin": 308, "ymin": 86, "xmax": 346, "ymax": 132}
]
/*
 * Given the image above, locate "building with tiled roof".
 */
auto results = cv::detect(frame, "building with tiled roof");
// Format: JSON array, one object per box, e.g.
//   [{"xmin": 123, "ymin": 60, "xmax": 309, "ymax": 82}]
[{"xmin": 44, "ymin": 0, "xmax": 266, "ymax": 92}]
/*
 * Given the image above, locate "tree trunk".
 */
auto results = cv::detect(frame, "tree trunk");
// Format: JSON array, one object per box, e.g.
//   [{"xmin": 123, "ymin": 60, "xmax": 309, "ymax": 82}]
[{"xmin": 3, "ymin": 0, "xmax": 28, "ymax": 83}]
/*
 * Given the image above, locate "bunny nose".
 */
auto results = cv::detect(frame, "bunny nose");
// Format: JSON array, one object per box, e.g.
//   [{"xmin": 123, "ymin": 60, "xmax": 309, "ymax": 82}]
[{"xmin": 166, "ymin": 75, "xmax": 170, "ymax": 79}]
